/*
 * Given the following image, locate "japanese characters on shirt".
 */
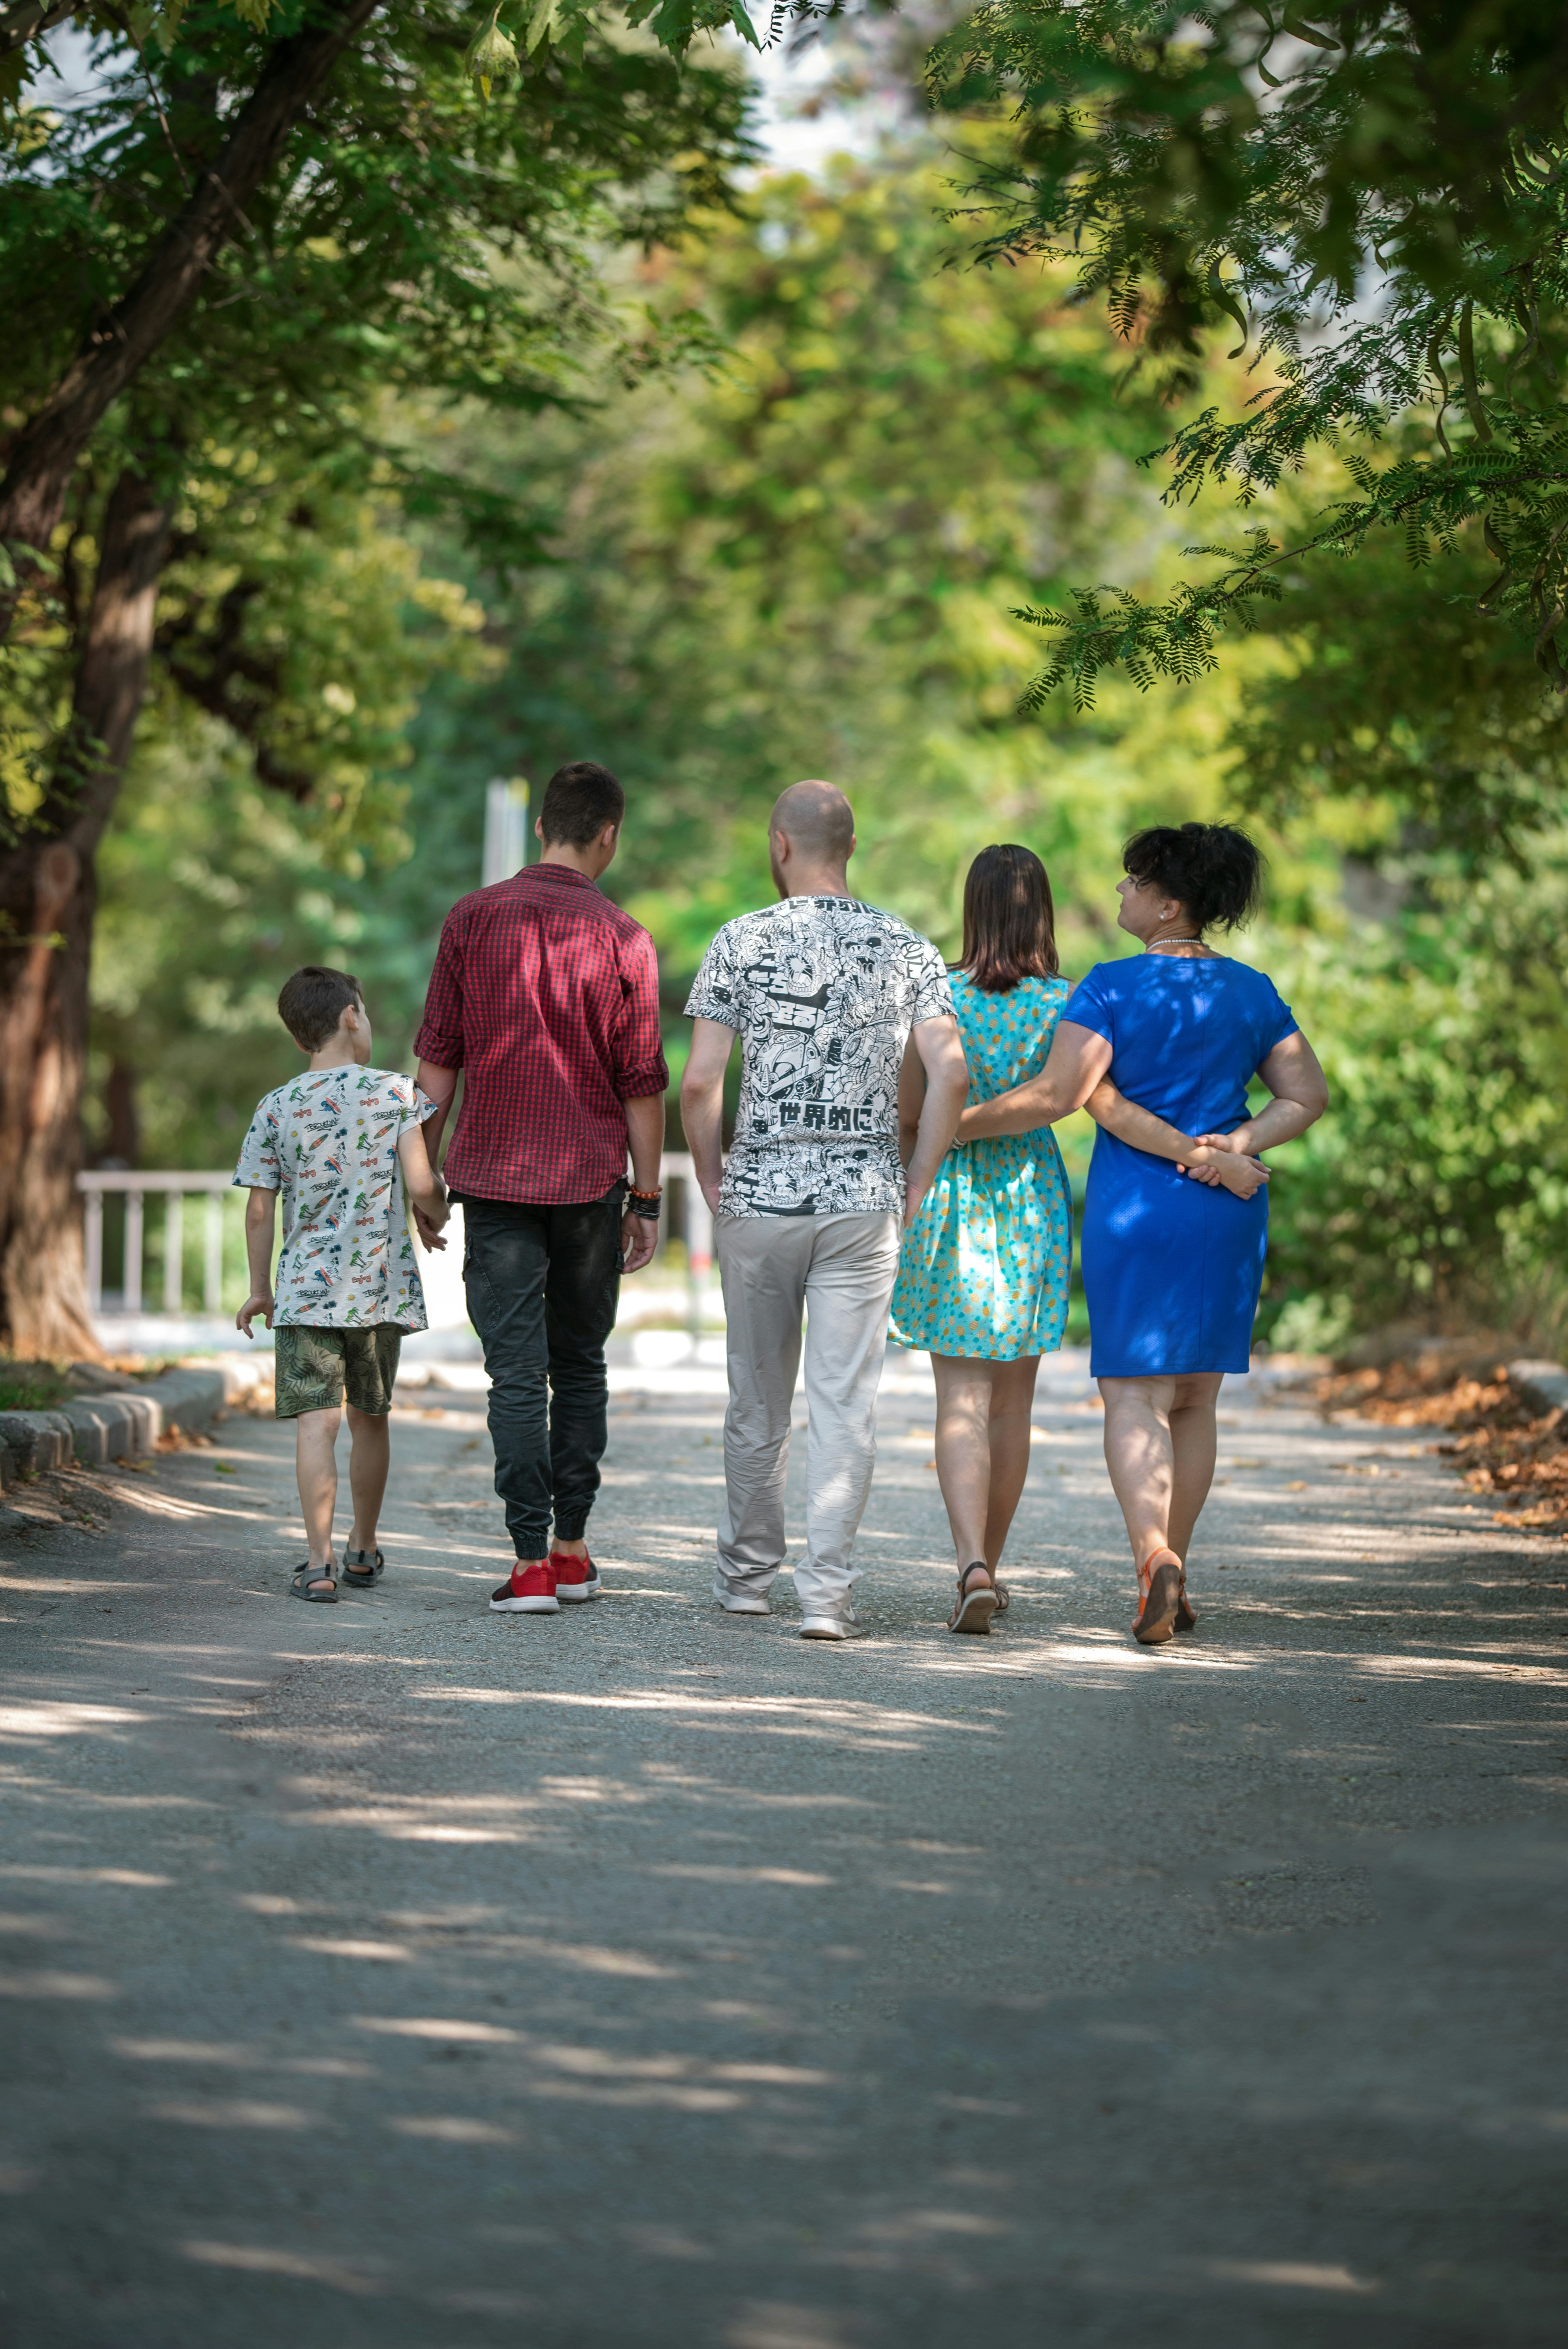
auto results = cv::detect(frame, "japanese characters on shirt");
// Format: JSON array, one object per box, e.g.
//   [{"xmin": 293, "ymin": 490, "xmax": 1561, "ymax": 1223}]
[
  {"xmin": 685, "ymin": 897, "xmax": 954, "ymax": 1217},
  {"xmin": 233, "ymin": 1067, "xmax": 438, "ymax": 1328}
]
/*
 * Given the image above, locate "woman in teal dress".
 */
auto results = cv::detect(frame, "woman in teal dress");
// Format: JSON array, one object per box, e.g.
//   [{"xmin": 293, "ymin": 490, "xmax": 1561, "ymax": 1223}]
[{"xmin": 892, "ymin": 845, "xmax": 1072, "ymax": 1633}]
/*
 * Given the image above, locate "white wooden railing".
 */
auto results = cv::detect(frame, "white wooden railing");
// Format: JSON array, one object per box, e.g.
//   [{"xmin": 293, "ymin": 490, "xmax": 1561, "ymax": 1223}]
[
  {"xmin": 78, "ymin": 1168, "xmax": 233, "ymax": 1314},
  {"xmin": 78, "ymin": 1154, "xmax": 712, "ymax": 1316}
]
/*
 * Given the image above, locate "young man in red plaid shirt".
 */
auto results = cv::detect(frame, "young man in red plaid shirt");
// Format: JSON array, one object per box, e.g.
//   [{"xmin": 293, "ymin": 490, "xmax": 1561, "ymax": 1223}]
[{"xmin": 414, "ymin": 762, "xmax": 667, "ymax": 1614}]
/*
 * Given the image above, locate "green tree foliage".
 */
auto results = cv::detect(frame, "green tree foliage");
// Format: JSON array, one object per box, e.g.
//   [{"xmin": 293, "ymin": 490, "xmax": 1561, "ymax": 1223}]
[
  {"xmin": 101, "ymin": 154, "xmax": 1261, "ymax": 1201},
  {"xmin": 0, "ymin": 0, "xmax": 755, "ymax": 811},
  {"xmin": 0, "ymin": 0, "xmax": 754, "ymax": 1353},
  {"xmin": 78, "ymin": 134, "xmax": 1568, "ymax": 1353},
  {"xmin": 1261, "ymin": 852, "xmax": 1568, "ymax": 1348},
  {"xmin": 0, "ymin": 0, "xmax": 773, "ymax": 108},
  {"xmin": 926, "ymin": 2, "xmax": 1568, "ymax": 705},
  {"xmin": 1228, "ymin": 532, "xmax": 1568, "ymax": 862},
  {"xmin": 385, "ymin": 155, "xmax": 1235, "ymax": 974}
]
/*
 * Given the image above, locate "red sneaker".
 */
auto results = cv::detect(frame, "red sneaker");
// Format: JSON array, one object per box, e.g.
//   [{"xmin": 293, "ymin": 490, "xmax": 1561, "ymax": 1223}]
[
  {"xmin": 490, "ymin": 1560, "xmax": 559, "ymax": 1614},
  {"xmin": 550, "ymin": 1549, "xmax": 602, "ymax": 1603}
]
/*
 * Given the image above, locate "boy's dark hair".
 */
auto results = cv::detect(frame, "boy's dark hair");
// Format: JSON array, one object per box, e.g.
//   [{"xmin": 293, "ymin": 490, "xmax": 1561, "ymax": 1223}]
[
  {"xmin": 538, "ymin": 760, "xmax": 625, "ymax": 849},
  {"xmin": 958, "ymin": 843, "xmax": 1059, "ymax": 993},
  {"xmin": 278, "ymin": 966, "xmax": 364, "ymax": 1051},
  {"xmin": 1123, "ymin": 821, "xmax": 1264, "ymax": 933}
]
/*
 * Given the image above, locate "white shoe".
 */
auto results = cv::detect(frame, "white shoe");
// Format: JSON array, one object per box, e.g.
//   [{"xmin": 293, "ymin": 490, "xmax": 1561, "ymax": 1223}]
[
  {"xmin": 799, "ymin": 1615, "xmax": 851, "ymax": 1640},
  {"xmin": 716, "ymin": 1590, "xmax": 771, "ymax": 1615}
]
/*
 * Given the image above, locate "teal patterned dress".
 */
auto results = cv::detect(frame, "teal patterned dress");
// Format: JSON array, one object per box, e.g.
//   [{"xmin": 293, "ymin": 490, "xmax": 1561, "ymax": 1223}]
[{"xmin": 889, "ymin": 971, "xmax": 1073, "ymax": 1361}]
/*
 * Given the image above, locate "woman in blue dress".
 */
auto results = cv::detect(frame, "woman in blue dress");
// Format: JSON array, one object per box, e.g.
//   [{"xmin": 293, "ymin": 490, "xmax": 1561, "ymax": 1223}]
[{"xmin": 956, "ymin": 824, "xmax": 1327, "ymax": 1646}]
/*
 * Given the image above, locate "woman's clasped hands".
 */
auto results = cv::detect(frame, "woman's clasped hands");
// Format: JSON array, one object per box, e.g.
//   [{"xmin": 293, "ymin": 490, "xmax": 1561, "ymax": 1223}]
[{"xmin": 1178, "ymin": 1132, "xmax": 1271, "ymax": 1198}]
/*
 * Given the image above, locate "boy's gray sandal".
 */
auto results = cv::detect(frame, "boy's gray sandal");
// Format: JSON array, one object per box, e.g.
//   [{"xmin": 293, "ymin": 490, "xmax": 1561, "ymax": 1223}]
[
  {"xmin": 341, "ymin": 1547, "xmax": 385, "ymax": 1588},
  {"xmin": 291, "ymin": 1561, "xmax": 338, "ymax": 1603}
]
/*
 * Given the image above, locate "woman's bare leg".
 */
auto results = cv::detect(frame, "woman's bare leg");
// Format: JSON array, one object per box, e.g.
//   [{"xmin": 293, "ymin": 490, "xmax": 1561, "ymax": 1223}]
[
  {"xmin": 931, "ymin": 1355, "xmax": 997, "ymax": 1571},
  {"xmin": 1098, "ymin": 1376, "xmax": 1177, "ymax": 1566},
  {"xmin": 983, "ymin": 1355, "xmax": 1042, "ymax": 1571},
  {"xmin": 1099, "ymin": 1372, "xmax": 1224, "ymax": 1568},
  {"xmin": 1166, "ymin": 1374, "xmax": 1223, "ymax": 1561}
]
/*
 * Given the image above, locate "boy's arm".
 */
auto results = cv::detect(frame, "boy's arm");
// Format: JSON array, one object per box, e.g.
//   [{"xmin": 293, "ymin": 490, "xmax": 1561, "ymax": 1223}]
[
  {"xmin": 237, "ymin": 1189, "xmax": 277, "ymax": 1336},
  {"xmin": 399, "ymin": 1127, "xmax": 450, "ymax": 1249}
]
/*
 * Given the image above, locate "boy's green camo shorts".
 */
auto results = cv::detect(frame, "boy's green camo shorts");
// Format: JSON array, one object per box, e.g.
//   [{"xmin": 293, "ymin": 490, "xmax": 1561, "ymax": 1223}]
[{"xmin": 274, "ymin": 1325, "xmax": 402, "ymax": 1419}]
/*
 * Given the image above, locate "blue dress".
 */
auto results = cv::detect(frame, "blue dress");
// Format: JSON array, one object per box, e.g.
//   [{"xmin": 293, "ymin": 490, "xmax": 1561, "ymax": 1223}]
[
  {"xmin": 1066, "ymin": 955, "xmax": 1297, "ymax": 1377},
  {"xmin": 889, "ymin": 972, "xmax": 1073, "ymax": 1361}
]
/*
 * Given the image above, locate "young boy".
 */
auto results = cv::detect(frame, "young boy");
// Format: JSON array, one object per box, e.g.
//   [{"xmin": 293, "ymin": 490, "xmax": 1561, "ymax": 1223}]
[{"xmin": 235, "ymin": 965, "xmax": 450, "ymax": 1602}]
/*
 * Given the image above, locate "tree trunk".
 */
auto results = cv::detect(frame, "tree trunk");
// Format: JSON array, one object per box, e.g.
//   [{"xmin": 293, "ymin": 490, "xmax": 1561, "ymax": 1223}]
[
  {"xmin": 0, "ymin": 467, "xmax": 175, "ymax": 1358},
  {"xmin": 0, "ymin": 0, "xmax": 381, "ymax": 638},
  {"xmin": 103, "ymin": 1061, "xmax": 139, "ymax": 1167}
]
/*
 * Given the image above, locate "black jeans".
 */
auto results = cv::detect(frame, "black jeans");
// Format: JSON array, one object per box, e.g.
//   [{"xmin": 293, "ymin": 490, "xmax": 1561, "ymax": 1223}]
[{"xmin": 458, "ymin": 1188, "xmax": 623, "ymax": 1560}]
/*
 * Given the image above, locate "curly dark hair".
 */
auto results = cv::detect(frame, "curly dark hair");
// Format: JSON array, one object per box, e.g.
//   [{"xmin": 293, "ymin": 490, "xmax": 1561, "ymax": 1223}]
[{"xmin": 1123, "ymin": 822, "xmax": 1264, "ymax": 933}]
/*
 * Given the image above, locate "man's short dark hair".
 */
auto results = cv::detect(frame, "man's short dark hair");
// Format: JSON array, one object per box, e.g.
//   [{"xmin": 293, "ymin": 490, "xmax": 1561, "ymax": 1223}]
[
  {"xmin": 538, "ymin": 761, "xmax": 625, "ymax": 849},
  {"xmin": 278, "ymin": 966, "xmax": 363, "ymax": 1051}
]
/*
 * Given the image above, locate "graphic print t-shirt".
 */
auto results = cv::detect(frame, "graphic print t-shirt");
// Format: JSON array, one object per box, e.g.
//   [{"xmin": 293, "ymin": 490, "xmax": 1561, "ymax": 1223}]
[
  {"xmin": 684, "ymin": 897, "xmax": 953, "ymax": 1217},
  {"xmin": 232, "ymin": 1066, "xmax": 438, "ymax": 1328}
]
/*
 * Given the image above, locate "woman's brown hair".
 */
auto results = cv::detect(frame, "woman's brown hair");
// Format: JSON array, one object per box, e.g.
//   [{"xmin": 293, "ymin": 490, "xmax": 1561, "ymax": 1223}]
[{"xmin": 957, "ymin": 844, "xmax": 1059, "ymax": 992}]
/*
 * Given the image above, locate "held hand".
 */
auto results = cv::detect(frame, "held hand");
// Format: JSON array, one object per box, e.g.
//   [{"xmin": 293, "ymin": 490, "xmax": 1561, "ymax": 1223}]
[
  {"xmin": 699, "ymin": 1179, "xmax": 723, "ymax": 1217},
  {"xmin": 620, "ymin": 1209, "xmax": 658, "ymax": 1275},
  {"xmin": 1209, "ymin": 1151, "xmax": 1271, "ymax": 1200},
  {"xmin": 1176, "ymin": 1130, "xmax": 1265, "ymax": 1194},
  {"xmin": 904, "ymin": 1179, "xmax": 929, "ymax": 1228},
  {"xmin": 1188, "ymin": 1151, "xmax": 1277, "ymax": 1202},
  {"xmin": 412, "ymin": 1203, "xmax": 448, "ymax": 1253},
  {"xmin": 236, "ymin": 1292, "xmax": 273, "ymax": 1338}
]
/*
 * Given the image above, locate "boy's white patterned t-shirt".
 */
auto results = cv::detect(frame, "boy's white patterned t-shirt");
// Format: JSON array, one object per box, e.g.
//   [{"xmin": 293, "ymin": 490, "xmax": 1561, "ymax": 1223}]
[
  {"xmin": 233, "ymin": 1067, "xmax": 438, "ymax": 1328},
  {"xmin": 684, "ymin": 896, "xmax": 953, "ymax": 1217}
]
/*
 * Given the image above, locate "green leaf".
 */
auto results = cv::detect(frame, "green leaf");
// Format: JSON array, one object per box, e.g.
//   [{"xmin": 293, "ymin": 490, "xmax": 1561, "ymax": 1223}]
[{"xmin": 1280, "ymin": 12, "xmax": 1340, "ymax": 49}]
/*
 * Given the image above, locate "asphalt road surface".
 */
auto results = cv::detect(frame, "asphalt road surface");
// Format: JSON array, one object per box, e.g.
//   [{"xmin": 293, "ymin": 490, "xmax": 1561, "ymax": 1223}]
[{"xmin": 1, "ymin": 1346, "xmax": 1565, "ymax": 2348}]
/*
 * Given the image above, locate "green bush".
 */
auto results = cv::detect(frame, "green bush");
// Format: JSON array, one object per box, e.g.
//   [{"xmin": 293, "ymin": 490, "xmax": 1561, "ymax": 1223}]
[{"xmin": 1261, "ymin": 847, "xmax": 1568, "ymax": 1347}]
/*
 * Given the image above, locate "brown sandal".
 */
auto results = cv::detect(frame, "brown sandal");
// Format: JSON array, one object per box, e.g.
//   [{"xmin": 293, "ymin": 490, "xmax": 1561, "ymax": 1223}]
[
  {"xmin": 1132, "ymin": 1548, "xmax": 1182, "ymax": 1646},
  {"xmin": 948, "ymin": 1562, "xmax": 998, "ymax": 1635}
]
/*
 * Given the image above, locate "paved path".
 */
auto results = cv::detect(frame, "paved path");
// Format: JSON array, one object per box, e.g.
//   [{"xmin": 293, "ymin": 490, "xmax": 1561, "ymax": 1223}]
[{"xmin": 1, "ymin": 1350, "xmax": 1565, "ymax": 2347}]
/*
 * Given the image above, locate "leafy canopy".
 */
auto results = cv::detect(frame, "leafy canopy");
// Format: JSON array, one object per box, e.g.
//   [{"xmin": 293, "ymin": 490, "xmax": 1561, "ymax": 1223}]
[
  {"xmin": 0, "ymin": 0, "xmax": 775, "ymax": 116},
  {"xmin": 0, "ymin": 0, "xmax": 752, "ymax": 824},
  {"xmin": 927, "ymin": 2, "xmax": 1568, "ymax": 704}
]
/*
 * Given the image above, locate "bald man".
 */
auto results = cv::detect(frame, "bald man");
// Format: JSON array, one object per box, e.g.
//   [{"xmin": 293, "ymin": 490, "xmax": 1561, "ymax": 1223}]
[{"xmin": 681, "ymin": 781, "xmax": 969, "ymax": 1638}]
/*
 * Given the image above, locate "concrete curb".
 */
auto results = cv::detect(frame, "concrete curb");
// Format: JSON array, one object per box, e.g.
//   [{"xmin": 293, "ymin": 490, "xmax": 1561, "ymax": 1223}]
[
  {"xmin": 1506, "ymin": 1358, "xmax": 1568, "ymax": 1416},
  {"xmin": 0, "ymin": 1360, "xmax": 250, "ymax": 1482},
  {"xmin": 0, "ymin": 1410, "xmax": 75, "ymax": 1477}
]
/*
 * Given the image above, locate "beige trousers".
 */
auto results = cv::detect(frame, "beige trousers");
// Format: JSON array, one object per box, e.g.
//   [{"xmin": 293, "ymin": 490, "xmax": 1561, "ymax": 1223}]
[{"xmin": 714, "ymin": 1210, "xmax": 902, "ymax": 1621}]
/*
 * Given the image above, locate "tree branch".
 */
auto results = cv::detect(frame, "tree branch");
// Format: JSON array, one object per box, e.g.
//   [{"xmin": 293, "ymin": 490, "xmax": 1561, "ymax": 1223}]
[
  {"xmin": 0, "ymin": 0, "xmax": 78, "ymax": 59},
  {"xmin": 0, "ymin": 0, "xmax": 382, "ymax": 622}
]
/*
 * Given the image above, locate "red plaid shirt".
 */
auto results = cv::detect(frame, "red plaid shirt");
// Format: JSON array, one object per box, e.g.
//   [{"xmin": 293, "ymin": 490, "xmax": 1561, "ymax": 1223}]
[{"xmin": 414, "ymin": 864, "xmax": 668, "ymax": 1205}]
